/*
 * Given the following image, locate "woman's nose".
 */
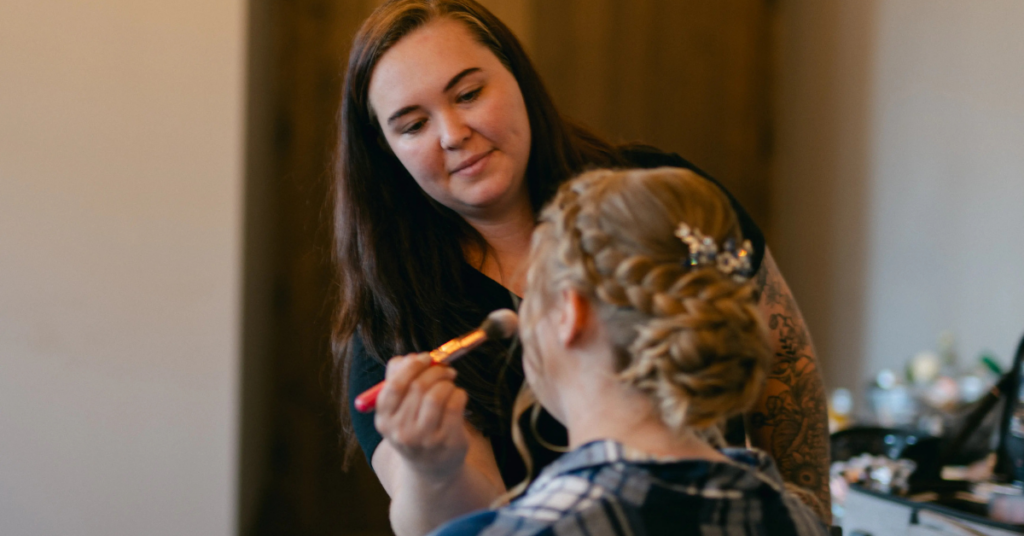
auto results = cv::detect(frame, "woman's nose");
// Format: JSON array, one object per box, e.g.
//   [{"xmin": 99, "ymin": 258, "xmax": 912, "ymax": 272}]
[{"xmin": 438, "ymin": 112, "xmax": 471, "ymax": 150}]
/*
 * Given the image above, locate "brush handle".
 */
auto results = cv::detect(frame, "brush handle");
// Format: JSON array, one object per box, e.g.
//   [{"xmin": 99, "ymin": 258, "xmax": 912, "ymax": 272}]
[
  {"xmin": 354, "ymin": 361, "xmax": 446, "ymax": 413},
  {"xmin": 354, "ymin": 380, "xmax": 386, "ymax": 413},
  {"xmin": 353, "ymin": 330, "xmax": 490, "ymax": 413}
]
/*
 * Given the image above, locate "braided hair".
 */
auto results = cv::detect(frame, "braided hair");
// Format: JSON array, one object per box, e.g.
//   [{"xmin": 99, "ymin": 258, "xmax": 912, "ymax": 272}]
[{"xmin": 521, "ymin": 167, "xmax": 771, "ymax": 433}]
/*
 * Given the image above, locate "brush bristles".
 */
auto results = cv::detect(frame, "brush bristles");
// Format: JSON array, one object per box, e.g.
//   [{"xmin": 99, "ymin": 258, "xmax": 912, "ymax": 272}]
[{"xmin": 481, "ymin": 309, "xmax": 519, "ymax": 340}]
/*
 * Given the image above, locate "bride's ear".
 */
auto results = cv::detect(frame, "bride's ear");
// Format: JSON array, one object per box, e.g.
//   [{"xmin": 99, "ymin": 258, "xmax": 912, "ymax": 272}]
[{"xmin": 556, "ymin": 288, "xmax": 591, "ymax": 348}]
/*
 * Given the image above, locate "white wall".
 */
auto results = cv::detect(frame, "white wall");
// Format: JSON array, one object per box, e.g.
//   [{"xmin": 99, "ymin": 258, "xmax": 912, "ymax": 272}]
[
  {"xmin": 865, "ymin": 0, "xmax": 1024, "ymax": 382},
  {"xmin": 0, "ymin": 1, "xmax": 246, "ymax": 534},
  {"xmin": 775, "ymin": 0, "xmax": 1024, "ymax": 392}
]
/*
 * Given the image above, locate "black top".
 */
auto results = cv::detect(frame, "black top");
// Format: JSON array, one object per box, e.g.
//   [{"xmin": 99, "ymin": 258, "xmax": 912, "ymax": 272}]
[{"xmin": 347, "ymin": 146, "xmax": 766, "ymax": 489}]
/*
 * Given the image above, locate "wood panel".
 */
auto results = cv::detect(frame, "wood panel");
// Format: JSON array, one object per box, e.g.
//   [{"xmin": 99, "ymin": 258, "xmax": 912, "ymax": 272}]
[
  {"xmin": 530, "ymin": 0, "xmax": 776, "ymax": 238},
  {"xmin": 242, "ymin": 0, "xmax": 392, "ymax": 535}
]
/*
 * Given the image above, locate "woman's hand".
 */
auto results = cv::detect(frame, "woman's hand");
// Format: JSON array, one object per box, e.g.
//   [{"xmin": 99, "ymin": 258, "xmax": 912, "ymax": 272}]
[
  {"xmin": 374, "ymin": 353, "xmax": 471, "ymax": 480},
  {"xmin": 371, "ymin": 354, "xmax": 503, "ymax": 536}
]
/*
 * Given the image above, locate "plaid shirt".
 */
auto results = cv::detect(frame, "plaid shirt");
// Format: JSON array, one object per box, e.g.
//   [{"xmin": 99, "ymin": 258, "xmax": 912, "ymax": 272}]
[{"xmin": 430, "ymin": 440, "xmax": 827, "ymax": 536}]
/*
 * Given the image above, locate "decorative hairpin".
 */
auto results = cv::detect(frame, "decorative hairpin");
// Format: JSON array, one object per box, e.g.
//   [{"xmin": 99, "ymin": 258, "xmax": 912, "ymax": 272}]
[{"xmin": 674, "ymin": 223, "xmax": 754, "ymax": 281}]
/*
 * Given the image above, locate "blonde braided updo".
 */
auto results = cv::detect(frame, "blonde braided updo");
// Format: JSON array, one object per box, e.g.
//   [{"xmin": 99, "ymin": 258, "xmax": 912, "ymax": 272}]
[{"xmin": 522, "ymin": 167, "xmax": 771, "ymax": 432}]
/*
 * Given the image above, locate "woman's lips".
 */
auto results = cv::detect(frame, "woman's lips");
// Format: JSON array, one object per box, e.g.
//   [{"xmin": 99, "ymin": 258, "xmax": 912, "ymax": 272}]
[{"xmin": 450, "ymin": 149, "xmax": 494, "ymax": 176}]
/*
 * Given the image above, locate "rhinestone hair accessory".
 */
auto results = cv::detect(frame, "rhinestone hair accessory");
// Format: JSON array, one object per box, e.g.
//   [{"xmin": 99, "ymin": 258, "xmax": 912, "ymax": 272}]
[{"xmin": 674, "ymin": 223, "xmax": 754, "ymax": 281}]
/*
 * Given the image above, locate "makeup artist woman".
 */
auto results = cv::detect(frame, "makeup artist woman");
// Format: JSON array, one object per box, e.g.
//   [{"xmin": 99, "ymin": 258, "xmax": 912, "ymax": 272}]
[{"xmin": 332, "ymin": 1, "xmax": 830, "ymax": 535}]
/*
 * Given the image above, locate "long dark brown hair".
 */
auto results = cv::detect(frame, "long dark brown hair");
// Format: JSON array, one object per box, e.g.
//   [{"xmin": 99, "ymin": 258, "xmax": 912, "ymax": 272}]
[{"xmin": 333, "ymin": 0, "xmax": 621, "ymax": 455}]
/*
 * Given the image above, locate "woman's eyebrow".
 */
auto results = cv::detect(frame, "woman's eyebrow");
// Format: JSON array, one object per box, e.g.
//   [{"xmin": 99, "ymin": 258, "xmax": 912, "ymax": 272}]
[
  {"xmin": 444, "ymin": 67, "xmax": 481, "ymax": 92},
  {"xmin": 387, "ymin": 105, "xmax": 420, "ymax": 126}
]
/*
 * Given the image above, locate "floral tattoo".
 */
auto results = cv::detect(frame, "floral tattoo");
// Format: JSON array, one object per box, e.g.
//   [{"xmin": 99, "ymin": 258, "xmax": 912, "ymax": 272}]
[{"xmin": 748, "ymin": 253, "xmax": 832, "ymax": 523}]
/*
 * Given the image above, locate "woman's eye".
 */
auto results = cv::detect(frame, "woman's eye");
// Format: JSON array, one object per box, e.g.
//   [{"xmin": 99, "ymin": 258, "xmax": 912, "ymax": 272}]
[
  {"xmin": 402, "ymin": 120, "xmax": 426, "ymax": 134},
  {"xmin": 457, "ymin": 88, "xmax": 482, "ymax": 103}
]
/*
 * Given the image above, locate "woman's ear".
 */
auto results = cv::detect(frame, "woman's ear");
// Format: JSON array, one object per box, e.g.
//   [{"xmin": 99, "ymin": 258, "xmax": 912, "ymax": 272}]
[{"xmin": 556, "ymin": 288, "xmax": 591, "ymax": 348}]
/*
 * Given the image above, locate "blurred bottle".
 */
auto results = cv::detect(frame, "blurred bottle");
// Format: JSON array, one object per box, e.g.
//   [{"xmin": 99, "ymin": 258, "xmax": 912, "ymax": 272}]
[
  {"xmin": 868, "ymin": 369, "xmax": 917, "ymax": 427},
  {"xmin": 829, "ymin": 388, "xmax": 853, "ymax": 432},
  {"xmin": 925, "ymin": 331, "xmax": 961, "ymax": 411},
  {"xmin": 939, "ymin": 331, "xmax": 959, "ymax": 372},
  {"xmin": 907, "ymin": 351, "xmax": 941, "ymax": 387}
]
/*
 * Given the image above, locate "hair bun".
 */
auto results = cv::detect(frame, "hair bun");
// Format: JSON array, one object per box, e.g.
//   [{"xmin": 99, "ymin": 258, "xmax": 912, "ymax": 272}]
[{"xmin": 621, "ymin": 269, "xmax": 770, "ymax": 430}]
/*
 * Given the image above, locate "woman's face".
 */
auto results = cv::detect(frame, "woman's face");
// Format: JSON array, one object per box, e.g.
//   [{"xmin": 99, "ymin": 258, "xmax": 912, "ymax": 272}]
[{"xmin": 368, "ymin": 18, "xmax": 532, "ymax": 221}]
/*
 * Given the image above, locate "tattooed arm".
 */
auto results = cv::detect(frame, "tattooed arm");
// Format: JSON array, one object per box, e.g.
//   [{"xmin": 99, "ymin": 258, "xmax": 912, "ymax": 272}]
[{"xmin": 748, "ymin": 248, "xmax": 832, "ymax": 524}]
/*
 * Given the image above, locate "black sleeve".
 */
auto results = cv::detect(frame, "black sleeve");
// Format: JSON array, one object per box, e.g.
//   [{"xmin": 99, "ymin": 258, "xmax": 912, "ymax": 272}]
[
  {"xmin": 347, "ymin": 333, "xmax": 386, "ymax": 465},
  {"xmin": 620, "ymin": 144, "xmax": 766, "ymax": 275}
]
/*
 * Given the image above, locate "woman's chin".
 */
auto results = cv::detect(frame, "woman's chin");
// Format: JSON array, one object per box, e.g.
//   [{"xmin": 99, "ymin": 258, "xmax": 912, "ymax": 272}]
[{"xmin": 451, "ymin": 182, "xmax": 524, "ymax": 216}]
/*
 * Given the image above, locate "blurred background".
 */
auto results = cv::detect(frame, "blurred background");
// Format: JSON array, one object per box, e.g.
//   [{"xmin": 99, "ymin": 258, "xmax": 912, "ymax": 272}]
[{"xmin": 1, "ymin": 0, "xmax": 1022, "ymax": 535}]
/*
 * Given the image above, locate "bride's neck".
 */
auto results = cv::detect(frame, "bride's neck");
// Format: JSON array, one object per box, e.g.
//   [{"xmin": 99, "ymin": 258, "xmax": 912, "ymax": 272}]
[{"xmin": 558, "ymin": 358, "xmax": 727, "ymax": 462}]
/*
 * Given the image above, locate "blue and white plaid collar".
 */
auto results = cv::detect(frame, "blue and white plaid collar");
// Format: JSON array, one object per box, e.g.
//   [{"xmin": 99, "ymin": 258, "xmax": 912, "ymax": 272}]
[{"xmin": 529, "ymin": 439, "xmax": 787, "ymax": 495}]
